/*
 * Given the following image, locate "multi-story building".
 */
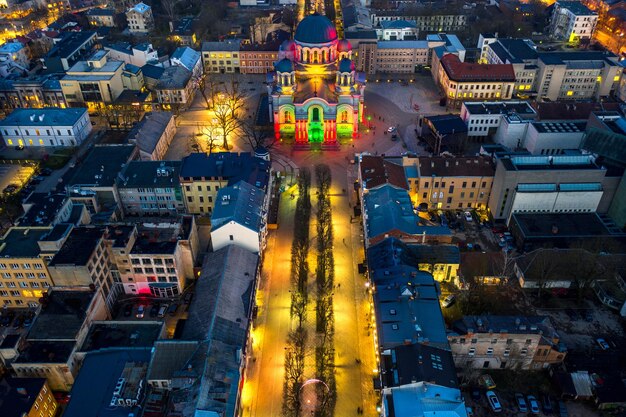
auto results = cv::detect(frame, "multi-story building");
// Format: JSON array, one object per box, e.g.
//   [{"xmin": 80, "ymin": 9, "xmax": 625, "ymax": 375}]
[
  {"xmin": 117, "ymin": 160, "xmax": 184, "ymax": 217},
  {"xmin": 402, "ymin": 156, "xmax": 495, "ymax": 210},
  {"xmin": 86, "ymin": 8, "xmax": 116, "ymax": 27},
  {"xmin": 42, "ymin": 31, "xmax": 97, "ymax": 73},
  {"xmin": 480, "ymin": 35, "xmax": 621, "ymax": 101},
  {"xmin": 179, "ymin": 152, "xmax": 271, "ymax": 215},
  {"xmin": 11, "ymin": 288, "xmax": 109, "ymax": 391},
  {"xmin": 239, "ymin": 42, "xmax": 280, "ymax": 74},
  {"xmin": 61, "ymin": 51, "xmax": 126, "ymax": 108},
  {"xmin": 202, "ymin": 40, "xmax": 241, "ymax": 73},
  {"xmin": 115, "ymin": 216, "xmax": 199, "ymax": 298},
  {"xmin": 550, "ymin": 1, "xmax": 598, "ymax": 42},
  {"xmin": 169, "ymin": 17, "xmax": 197, "ymax": 46},
  {"xmin": 0, "ymin": 41, "xmax": 30, "ymax": 77},
  {"xmin": 0, "ymin": 76, "xmax": 67, "ymax": 113},
  {"xmin": 126, "ymin": 111, "xmax": 176, "ymax": 161},
  {"xmin": 374, "ymin": 41, "xmax": 429, "ymax": 73},
  {"xmin": 154, "ymin": 66, "xmax": 195, "ymax": 110},
  {"xmin": 434, "ymin": 53, "xmax": 516, "ymax": 109},
  {"xmin": 370, "ymin": 11, "xmax": 467, "ymax": 33},
  {"xmin": 170, "ymin": 46, "xmax": 203, "ymax": 80},
  {"xmin": 461, "ymin": 101, "xmax": 537, "ymax": 141},
  {"xmin": 210, "ymin": 181, "xmax": 267, "ymax": 254},
  {"xmin": 0, "ymin": 377, "xmax": 58, "ymax": 417},
  {"xmin": 18, "ymin": 193, "xmax": 90, "ymax": 227},
  {"xmin": 381, "ymin": 382, "xmax": 468, "ymax": 417},
  {"xmin": 0, "ymin": 227, "xmax": 62, "ymax": 308},
  {"xmin": 47, "ymin": 227, "xmax": 122, "ymax": 310},
  {"xmin": 488, "ymin": 154, "xmax": 612, "ymax": 222},
  {"xmin": 0, "ymin": 108, "xmax": 91, "ymax": 148},
  {"xmin": 104, "ymin": 42, "xmax": 159, "ymax": 67},
  {"xmin": 376, "ymin": 20, "xmax": 418, "ymax": 40},
  {"xmin": 449, "ymin": 315, "xmax": 566, "ymax": 370},
  {"xmin": 126, "ymin": 2, "xmax": 154, "ymax": 35}
]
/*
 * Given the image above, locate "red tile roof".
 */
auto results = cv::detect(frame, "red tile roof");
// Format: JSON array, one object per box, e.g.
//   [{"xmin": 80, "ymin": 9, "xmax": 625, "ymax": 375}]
[{"xmin": 441, "ymin": 54, "xmax": 516, "ymax": 82}]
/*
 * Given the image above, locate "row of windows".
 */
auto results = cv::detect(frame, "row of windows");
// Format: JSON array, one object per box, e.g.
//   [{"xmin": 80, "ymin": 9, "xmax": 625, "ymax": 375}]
[
  {"xmin": 132, "ymin": 267, "xmax": 177, "ymax": 274},
  {"xmin": 0, "ymin": 281, "xmax": 42, "ymax": 288},
  {"xmin": 130, "ymin": 258, "xmax": 174, "ymax": 265},
  {"xmin": 0, "ymin": 263, "xmax": 44, "ymax": 270},
  {"xmin": 422, "ymin": 181, "xmax": 487, "ymax": 189},
  {"xmin": 464, "ymin": 347, "xmax": 528, "ymax": 356}
]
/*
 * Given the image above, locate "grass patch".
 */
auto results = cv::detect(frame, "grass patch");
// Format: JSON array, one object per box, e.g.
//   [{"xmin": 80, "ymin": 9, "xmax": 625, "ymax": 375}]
[
  {"xmin": 490, "ymin": 370, "xmax": 555, "ymax": 395},
  {"xmin": 42, "ymin": 154, "xmax": 71, "ymax": 170}
]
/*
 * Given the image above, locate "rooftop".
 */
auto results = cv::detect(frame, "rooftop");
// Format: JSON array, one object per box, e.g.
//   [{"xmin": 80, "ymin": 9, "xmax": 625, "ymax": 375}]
[
  {"xmin": 118, "ymin": 160, "xmax": 181, "ymax": 189},
  {"xmin": 377, "ymin": 40, "xmax": 428, "ymax": 49},
  {"xmin": 64, "ymin": 349, "xmax": 152, "ymax": 417},
  {"xmin": 538, "ymin": 51, "xmax": 617, "ymax": 67},
  {"xmin": 380, "ymin": 19, "xmax": 417, "ymax": 29},
  {"xmin": 49, "ymin": 227, "xmax": 104, "ymax": 266},
  {"xmin": 15, "ymin": 340, "xmax": 76, "ymax": 364},
  {"xmin": 126, "ymin": 111, "xmax": 174, "ymax": 155},
  {"xmin": 67, "ymin": 144, "xmax": 136, "ymax": 188},
  {"xmin": 155, "ymin": 65, "xmax": 192, "ymax": 90},
  {"xmin": 557, "ymin": 1, "xmax": 596, "ymax": 15},
  {"xmin": 45, "ymin": 31, "xmax": 96, "ymax": 61},
  {"xmin": 452, "ymin": 315, "xmax": 554, "ymax": 335},
  {"xmin": 0, "ymin": 227, "xmax": 52, "ymax": 258},
  {"xmin": 383, "ymin": 382, "xmax": 467, "ymax": 417},
  {"xmin": 180, "ymin": 152, "xmax": 271, "ymax": 190},
  {"xmin": 211, "ymin": 181, "xmax": 265, "ymax": 234},
  {"xmin": 417, "ymin": 156, "xmax": 495, "ymax": 177},
  {"xmin": 128, "ymin": 2, "xmax": 151, "ymax": 14},
  {"xmin": 490, "ymin": 38, "xmax": 538, "ymax": 63},
  {"xmin": 19, "ymin": 193, "xmax": 69, "ymax": 227},
  {"xmin": 382, "ymin": 343, "xmax": 458, "ymax": 389},
  {"xmin": 360, "ymin": 155, "xmax": 408, "ymax": 190},
  {"xmin": 0, "ymin": 108, "xmax": 88, "ymax": 127},
  {"xmin": 131, "ymin": 218, "xmax": 193, "ymax": 255},
  {"xmin": 532, "ymin": 121, "xmax": 586, "ymax": 134},
  {"xmin": 172, "ymin": 17, "xmax": 195, "ymax": 36},
  {"xmin": 463, "ymin": 100, "xmax": 536, "ymax": 116},
  {"xmin": 511, "ymin": 212, "xmax": 618, "ymax": 238},
  {"xmin": 79, "ymin": 321, "xmax": 163, "ymax": 352},
  {"xmin": 171, "ymin": 47, "xmax": 200, "ymax": 72},
  {"xmin": 441, "ymin": 53, "xmax": 515, "ymax": 82},
  {"xmin": 27, "ymin": 288, "xmax": 95, "ymax": 341},
  {"xmin": 141, "ymin": 63, "xmax": 165, "ymax": 80},
  {"xmin": 0, "ymin": 377, "xmax": 47, "ymax": 417},
  {"xmin": 500, "ymin": 154, "xmax": 600, "ymax": 171},
  {"xmin": 87, "ymin": 8, "xmax": 115, "ymax": 16},
  {"xmin": 146, "ymin": 340, "xmax": 198, "ymax": 381},
  {"xmin": 201, "ymin": 40, "xmax": 241, "ymax": 52},
  {"xmin": 425, "ymin": 114, "xmax": 468, "ymax": 135}
]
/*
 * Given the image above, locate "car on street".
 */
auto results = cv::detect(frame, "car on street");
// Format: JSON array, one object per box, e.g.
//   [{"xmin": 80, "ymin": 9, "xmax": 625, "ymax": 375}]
[
  {"xmin": 442, "ymin": 294, "xmax": 456, "ymax": 308},
  {"xmin": 543, "ymin": 395, "xmax": 554, "ymax": 414},
  {"xmin": 486, "ymin": 391, "xmax": 502, "ymax": 413},
  {"xmin": 136, "ymin": 305, "xmax": 145, "ymax": 319},
  {"xmin": 596, "ymin": 338, "xmax": 610, "ymax": 350},
  {"xmin": 123, "ymin": 304, "xmax": 133, "ymax": 317},
  {"xmin": 149, "ymin": 303, "xmax": 160, "ymax": 318},
  {"xmin": 387, "ymin": 126, "xmax": 396, "ymax": 133},
  {"xmin": 515, "ymin": 393, "xmax": 528, "ymax": 412},
  {"xmin": 464, "ymin": 211, "xmax": 473, "ymax": 222},
  {"xmin": 527, "ymin": 395, "xmax": 540, "ymax": 414}
]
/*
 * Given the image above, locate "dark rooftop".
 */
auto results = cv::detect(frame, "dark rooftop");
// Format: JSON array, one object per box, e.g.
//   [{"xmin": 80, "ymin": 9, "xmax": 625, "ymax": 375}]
[
  {"xmin": 0, "ymin": 334, "xmax": 20, "ymax": 349},
  {"xmin": 49, "ymin": 227, "xmax": 105, "ymax": 266},
  {"xmin": 0, "ymin": 227, "xmax": 52, "ymax": 258},
  {"xmin": 382, "ymin": 343, "xmax": 458, "ymax": 389},
  {"xmin": 511, "ymin": 212, "xmax": 616, "ymax": 238},
  {"xmin": 417, "ymin": 156, "xmax": 494, "ymax": 177},
  {"xmin": 79, "ymin": 321, "xmax": 163, "ymax": 352},
  {"xmin": 0, "ymin": 377, "xmax": 47, "ymax": 417},
  {"xmin": 147, "ymin": 340, "xmax": 198, "ymax": 381},
  {"xmin": 45, "ymin": 31, "xmax": 96, "ymax": 60},
  {"xmin": 67, "ymin": 145, "xmax": 136, "ymax": 188},
  {"xmin": 360, "ymin": 156, "xmax": 408, "ymax": 190},
  {"xmin": 425, "ymin": 114, "xmax": 468, "ymax": 135},
  {"xmin": 27, "ymin": 289, "xmax": 95, "ymax": 341},
  {"xmin": 452, "ymin": 315, "xmax": 554, "ymax": 335},
  {"xmin": 15, "ymin": 341, "xmax": 76, "ymax": 363},
  {"xmin": 118, "ymin": 160, "xmax": 181, "ymax": 189},
  {"xmin": 180, "ymin": 152, "xmax": 271, "ymax": 190},
  {"xmin": 18, "ymin": 193, "xmax": 68, "ymax": 227},
  {"xmin": 463, "ymin": 101, "xmax": 536, "ymax": 117},
  {"xmin": 104, "ymin": 225, "xmax": 136, "ymax": 248},
  {"xmin": 131, "ymin": 219, "xmax": 192, "ymax": 255}
]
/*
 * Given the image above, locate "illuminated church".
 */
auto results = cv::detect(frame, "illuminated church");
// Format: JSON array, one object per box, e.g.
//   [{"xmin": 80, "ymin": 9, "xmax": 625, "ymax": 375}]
[{"xmin": 268, "ymin": 13, "xmax": 366, "ymax": 148}]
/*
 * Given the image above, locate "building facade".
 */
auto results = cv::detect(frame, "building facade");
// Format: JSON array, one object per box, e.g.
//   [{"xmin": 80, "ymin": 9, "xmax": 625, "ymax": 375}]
[
  {"xmin": 550, "ymin": 1, "xmax": 598, "ymax": 42},
  {"xmin": 202, "ymin": 40, "xmax": 241, "ymax": 73},
  {"xmin": 0, "ymin": 108, "xmax": 91, "ymax": 148},
  {"xmin": 126, "ymin": 2, "xmax": 154, "ymax": 35}
]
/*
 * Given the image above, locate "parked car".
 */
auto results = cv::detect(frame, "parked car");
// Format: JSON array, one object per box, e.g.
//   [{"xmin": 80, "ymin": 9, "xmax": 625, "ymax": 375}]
[
  {"xmin": 136, "ymin": 305, "xmax": 145, "ymax": 319},
  {"xmin": 527, "ymin": 395, "xmax": 540, "ymax": 414},
  {"xmin": 515, "ymin": 393, "xmax": 528, "ymax": 412},
  {"xmin": 387, "ymin": 126, "xmax": 396, "ymax": 133},
  {"xmin": 596, "ymin": 338, "xmax": 610, "ymax": 350},
  {"xmin": 558, "ymin": 401, "xmax": 568, "ymax": 417},
  {"xmin": 486, "ymin": 391, "xmax": 502, "ymax": 413},
  {"xmin": 149, "ymin": 303, "xmax": 160, "ymax": 318},
  {"xmin": 441, "ymin": 294, "xmax": 456, "ymax": 308},
  {"xmin": 464, "ymin": 211, "xmax": 473, "ymax": 222},
  {"xmin": 542, "ymin": 395, "xmax": 554, "ymax": 414},
  {"xmin": 158, "ymin": 305, "xmax": 168, "ymax": 318},
  {"xmin": 123, "ymin": 304, "xmax": 133, "ymax": 317}
]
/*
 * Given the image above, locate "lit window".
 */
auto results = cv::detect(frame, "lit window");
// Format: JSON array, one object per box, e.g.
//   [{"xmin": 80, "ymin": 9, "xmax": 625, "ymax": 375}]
[
  {"xmin": 614, "ymin": 75, "xmax": 620, "ymax": 82},
  {"xmin": 566, "ymin": 91, "xmax": 574, "ymax": 96}
]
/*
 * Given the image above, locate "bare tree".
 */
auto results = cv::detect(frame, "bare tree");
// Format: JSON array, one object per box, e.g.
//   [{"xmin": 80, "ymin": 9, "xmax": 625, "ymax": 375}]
[
  {"xmin": 197, "ymin": 72, "xmax": 219, "ymax": 110},
  {"xmin": 161, "ymin": 0, "xmax": 181, "ymax": 22},
  {"xmin": 212, "ymin": 97, "xmax": 241, "ymax": 150},
  {"xmin": 200, "ymin": 122, "xmax": 221, "ymax": 154},
  {"xmin": 223, "ymin": 77, "xmax": 249, "ymax": 119},
  {"xmin": 240, "ymin": 117, "xmax": 275, "ymax": 151}
]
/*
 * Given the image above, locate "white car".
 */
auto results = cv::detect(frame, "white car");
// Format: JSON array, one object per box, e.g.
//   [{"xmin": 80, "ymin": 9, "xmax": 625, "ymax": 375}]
[
  {"xmin": 442, "ymin": 294, "xmax": 456, "ymax": 308},
  {"xmin": 387, "ymin": 126, "xmax": 396, "ymax": 133},
  {"xmin": 486, "ymin": 391, "xmax": 502, "ymax": 413},
  {"xmin": 136, "ymin": 305, "xmax": 145, "ymax": 319},
  {"xmin": 464, "ymin": 211, "xmax": 473, "ymax": 222}
]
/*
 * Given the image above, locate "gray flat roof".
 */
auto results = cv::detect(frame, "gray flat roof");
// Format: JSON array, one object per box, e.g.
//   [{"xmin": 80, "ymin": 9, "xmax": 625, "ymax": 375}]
[
  {"xmin": 0, "ymin": 227, "xmax": 52, "ymax": 258},
  {"xmin": 79, "ymin": 321, "xmax": 163, "ymax": 352},
  {"xmin": 118, "ymin": 160, "xmax": 181, "ymax": 189},
  {"xmin": 67, "ymin": 144, "xmax": 136, "ymax": 188},
  {"xmin": 27, "ymin": 289, "xmax": 96, "ymax": 341},
  {"xmin": 0, "ymin": 108, "xmax": 88, "ymax": 127},
  {"xmin": 463, "ymin": 101, "xmax": 536, "ymax": 116}
]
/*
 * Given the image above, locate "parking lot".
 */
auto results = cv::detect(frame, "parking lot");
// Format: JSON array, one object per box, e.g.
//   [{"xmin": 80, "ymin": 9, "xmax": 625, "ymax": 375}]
[{"xmin": 113, "ymin": 294, "xmax": 194, "ymax": 338}]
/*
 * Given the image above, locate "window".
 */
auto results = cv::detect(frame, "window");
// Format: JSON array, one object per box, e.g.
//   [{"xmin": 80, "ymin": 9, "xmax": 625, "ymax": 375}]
[
  {"xmin": 459, "ymin": 338, "xmax": 466, "ymax": 344},
  {"xmin": 525, "ymin": 339, "xmax": 532, "ymax": 345},
  {"xmin": 521, "ymin": 348, "xmax": 528, "ymax": 355},
  {"xmin": 468, "ymin": 348, "xmax": 476, "ymax": 356},
  {"xmin": 491, "ymin": 338, "xmax": 498, "ymax": 344},
  {"xmin": 504, "ymin": 348, "xmax": 510, "ymax": 357},
  {"xmin": 486, "ymin": 347, "xmax": 494, "ymax": 355},
  {"xmin": 471, "ymin": 338, "xmax": 477, "ymax": 344},
  {"xmin": 229, "ymin": 235, "xmax": 234, "ymax": 241}
]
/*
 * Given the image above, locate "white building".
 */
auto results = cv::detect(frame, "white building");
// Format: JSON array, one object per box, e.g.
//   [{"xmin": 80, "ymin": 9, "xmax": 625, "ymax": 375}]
[
  {"xmin": 0, "ymin": 108, "xmax": 91, "ymax": 148},
  {"xmin": 376, "ymin": 20, "xmax": 418, "ymax": 41},
  {"xmin": 550, "ymin": 1, "xmax": 598, "ymax": 42},
  {"xmin": 170, "ymin": 46, "xmax": 202, "ymax": 80},
  {"xmin": 524, "ymin": 121, "xmax": 586, "ymax": 155},
  {"xmin": 104, "ymin": 42, "xmax": 159, "ymax": 67},
  {"xmin": 126, "ymin": 2, "xmax": 154, "ymax": 35},
  {"xmin": 381, "ymin": 382, "xmax": 468, "ymax": 417},
  {"xmin": 210, "ymin": 181, "xmax": 267, "ymax": 254},
  {"xmin": 461, "ymin": 101, "xmax": 537, "ymax": 140}
]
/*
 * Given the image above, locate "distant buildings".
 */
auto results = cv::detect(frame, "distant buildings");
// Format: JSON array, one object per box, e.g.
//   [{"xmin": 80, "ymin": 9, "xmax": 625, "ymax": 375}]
[
  {"xmin": 550, "ymin": 1, "xmax": 598, "ymax": 42},
  {"xmin": 86, "ymin": 8, "xmax": 117, "ymax": 27},
  {"xmin": 154, "ymin": 66, "xmax": 195, "ymax": 110},
  {"xmin": 126, "ymin": 2, "xmax": 154, "ymax": 35},
  {"xmin": 0, "ymin": 107, "xmax": 91, "ymax": 148},
  {"xmin": 104, "ymin": 42, "xmax": 159, "ymax": 67}
]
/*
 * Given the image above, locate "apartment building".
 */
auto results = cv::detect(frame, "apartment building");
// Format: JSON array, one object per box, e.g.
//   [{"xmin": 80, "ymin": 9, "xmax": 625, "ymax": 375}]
[
  {"xmin": 0, "ymin": 76, "xmax": 68, "ymax": 113},
  {"xmin": 202, "ymin": 40, "xmax": 241, "ymax": 73},
  {"xmin": 61, "ymin": 51, "xmax": 126, "ymax": 107},
  {"xmin": 0, "ymin": 378, "xmax": 58, "ymax": 417},
  {"xmin": 126, "ymin": 111, "xmax": 176, "ymax": 161},
  {"xmin": 86, "ymin": 8, "xmax": 116, "ymax": 27},
  {"xmin": 461, "ymin": 101, "xmax": 537, "ymax": 140},
  {"xmin": 434, "ymin": 53, "xmax": 516, "ymax": 109},
  {"xmin": 0, "ymin": 227, "xmax": 61, "ymax": 308},
  {"xmin": 488, "ymin": 154, "xmax": 611, "ymax": 222},
  {"xmin": 117, "ymin": 161, "xmax": 184, "ymax": 217},
  {"xmin": 42, "ymin": 31, "xmax": 97, "ymax": 73},
  {"xmin": 154, "ymin": 66, "xmax": 195, "ymax": 110},
  {"xmin": 403, "ymin": 156, "xmax": 495, "ymax": 210},
  {"xmin": 376, "ymin": 20, "xmax": 418, "ymax": 40},
  {"xmin": 47, "ymin": 227, "xmax": 121, "ymax": 310},
  {"xmin": 0, "ymin": 41, "xmax": 29, "ymax": 77},
  {"xmin": 449, "ymin": 315, "xmax": 565, "ymax": 370},
  {"xmin": 179, "ymin": 152, "xmax": 271, "ymax": 215},
  {"xmin": 104, "ymin": 42, "xmax": 159, "ymax": 67},
  {"xmin": 170, "ymin": 47, "xmax": 202, "ymax": 80},
  {"xmin": 239, "ymin": 42, "xmax": 280, "ymax": 74},
  {"xmin": 550, "ymin": 1, "xmax": 598, "ymax": 42},
  {"xmin": 480, "ymin": 36, "xmax": 621, "ymax": 101},
  {"xmin": 126, "ymin": 2, "xmax": 154, "ymax": 35},
  {"xmin": 374, "ymin": 41, "xmax": 429, "ymax": 73},
  {"xmin": 370, "ymin": 11, "xmax": 467, "ymax": 33},
  {"xmin": 0, "ymin": 108, "xmax": 92, "ymax": 148}
]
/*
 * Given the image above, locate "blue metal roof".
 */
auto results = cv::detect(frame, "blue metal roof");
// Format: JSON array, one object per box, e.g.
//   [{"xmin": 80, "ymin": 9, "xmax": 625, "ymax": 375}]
[
  {"xmin": 180, "ymin": 152, "xmax": 271, "ymax": 191},
  {"xmin": 211, "ymin": 181, "xmax": 265, "ymax": 234},
  {"xmin": 294, "ymin": 13, "xmax": 338, "ymax": 44},
  {"xmin": 274, "ymin": 58, "xmax": 294, "ymax": 73},
  {"xmin": 171, "ymin": 46, "xmax": 200, "ymax": 73},
  {"xmin": 0, "ymin": 108, "xmax": 87, "ymax": 127}
]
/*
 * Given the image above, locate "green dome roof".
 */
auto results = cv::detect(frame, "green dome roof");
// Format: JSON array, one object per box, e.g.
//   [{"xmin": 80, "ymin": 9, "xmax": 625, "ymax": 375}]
[{"xmin": 294, "ymin": 13, "xmax": 338, "ymax": 44}]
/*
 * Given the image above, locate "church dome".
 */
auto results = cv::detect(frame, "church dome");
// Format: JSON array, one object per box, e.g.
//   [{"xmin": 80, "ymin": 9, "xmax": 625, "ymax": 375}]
[
  {"xmin": 275, "ymin": 58, "xmax": 294, "ymax": 72},
  {"xmin": 338, "ymin": 57, "xmax": 355, "ymax": 73},
  {"xmin": 337, "ymin": 39, "xmax": 352, "ymax": 52},
  {"xmin": 279, "ymin": 40, "xmax": 296, "ymax": 52},
  {"xmin": 294, "ymin": 13, "xmax": 338, "ymax": 44}
]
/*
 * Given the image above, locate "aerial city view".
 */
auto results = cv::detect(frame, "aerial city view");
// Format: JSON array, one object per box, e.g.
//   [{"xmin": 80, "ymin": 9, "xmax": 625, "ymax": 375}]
[{"xmin": 1, "ymin": 0, "xmax": 626, "ymax": 415}]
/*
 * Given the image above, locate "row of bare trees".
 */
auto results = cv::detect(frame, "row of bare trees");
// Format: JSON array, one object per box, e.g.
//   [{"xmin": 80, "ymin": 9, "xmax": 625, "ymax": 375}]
[
  {"xmin": 313, "ymin": 164, "xmax": 336, "ymax": 417},
  {"xmin": 283, "ymin": 169, "xmax": 312, "ymax": 417}
]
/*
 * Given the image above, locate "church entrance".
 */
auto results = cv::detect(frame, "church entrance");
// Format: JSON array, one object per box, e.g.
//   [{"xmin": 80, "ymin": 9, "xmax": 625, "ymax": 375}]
[{"xmin": 307, "ymin": 106, "xmax": 324, "ymax": 143}]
